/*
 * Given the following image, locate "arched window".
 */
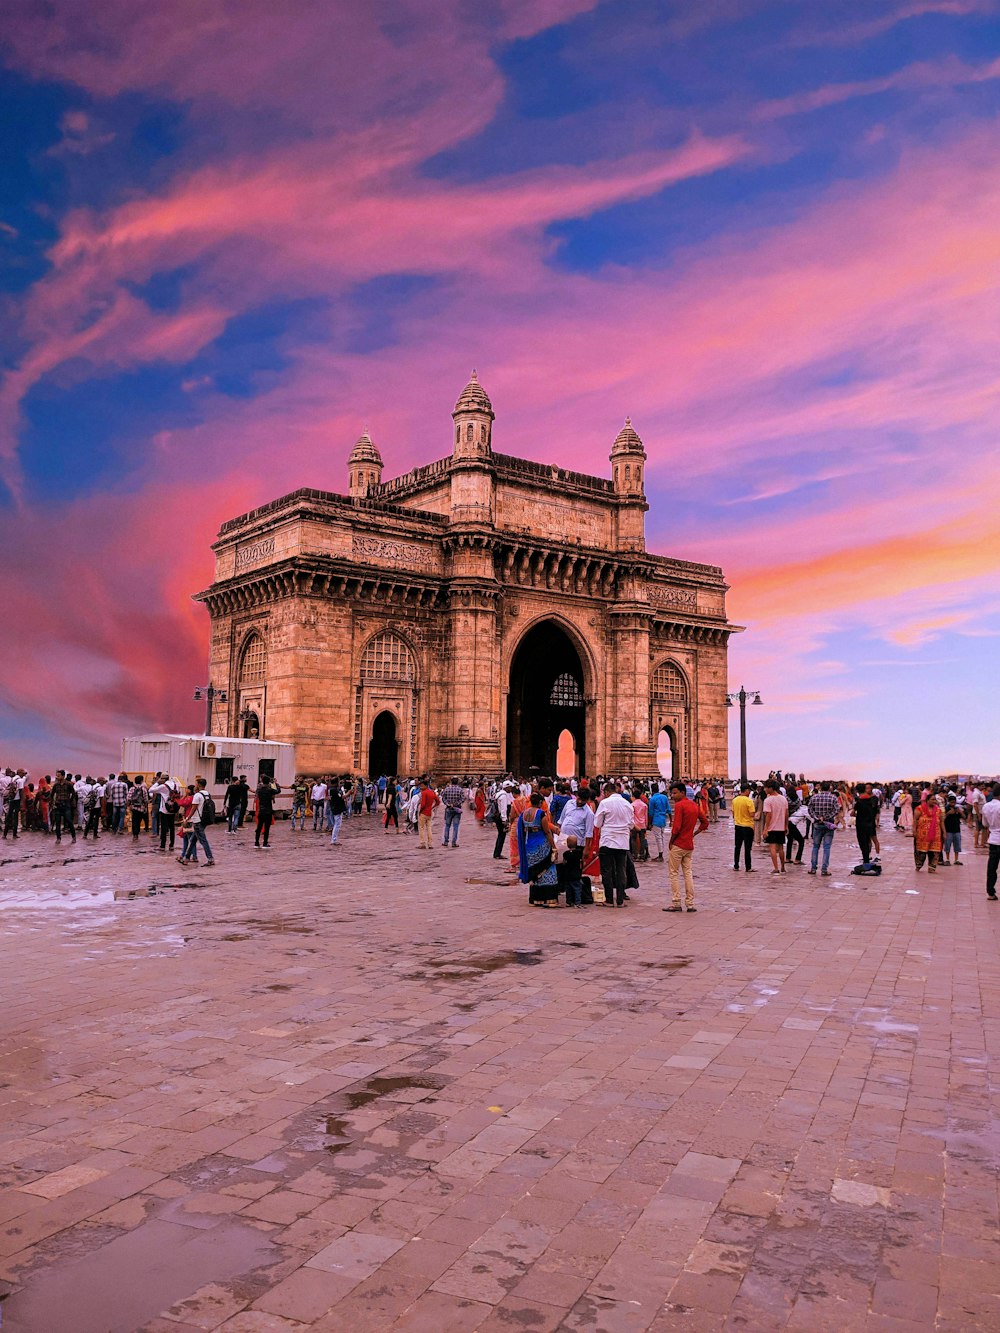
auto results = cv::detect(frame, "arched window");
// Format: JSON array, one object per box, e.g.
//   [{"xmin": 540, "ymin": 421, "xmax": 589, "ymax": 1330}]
[
  {"xmin": 550, "ymin": 672, "xmax": 583, "ymax": 707},
  {"xmin": 614, "ymin": 465, "xmax": 619, "ymax": 486},
  {"xmin": 360, "ymin": 632, "xmax": 416, "ymax": 683},
  {"xmin": 466, "ymin": 422, "xmax": 474, "ymax": 442},
  {"xmin": 625, "ymin": 464, "xmax": 631, "ymax": 483},
  {"xmin": 456, "ymin": 424, "xmax": 461, "ymax": 443},
  {"xmin": 651, "ymin": 660, "xmax": 687, "ymax": 705},
  {"xmin": 239, "ymin": 632, "xmax": 267, "ymax": 682}
]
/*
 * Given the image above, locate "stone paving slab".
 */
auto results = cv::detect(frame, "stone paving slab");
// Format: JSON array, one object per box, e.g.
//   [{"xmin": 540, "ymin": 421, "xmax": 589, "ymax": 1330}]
[{"xmin": 0, "ymin": 814, "xmax": 999, "ymax": 1330}]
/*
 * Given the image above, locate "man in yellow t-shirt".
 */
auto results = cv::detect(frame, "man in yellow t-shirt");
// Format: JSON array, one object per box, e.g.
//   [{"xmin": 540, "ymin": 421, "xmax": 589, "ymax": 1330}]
[{"xmin": 732, "ymin": 783, "xmax": 756, "ymax": 872}]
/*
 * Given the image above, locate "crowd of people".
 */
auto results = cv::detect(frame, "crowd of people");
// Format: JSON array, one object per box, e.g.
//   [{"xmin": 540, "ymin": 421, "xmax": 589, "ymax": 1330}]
[{"xmin": 3, "ymin": 764, "xmax": 999, "ymax": 904}]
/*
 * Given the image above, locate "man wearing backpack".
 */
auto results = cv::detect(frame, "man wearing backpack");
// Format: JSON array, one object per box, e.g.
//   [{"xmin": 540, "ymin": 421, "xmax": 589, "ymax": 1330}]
[
  {"xmin": 128, "ymin": 775, "xmax": 149, "ymax": 840},
  {"xmin": 149, "ymin": 774, "xmax": 180, "ymax": 853},
  {"xmin": 179, "ymin": 777, "xmax": 216, "ymax": 866}
]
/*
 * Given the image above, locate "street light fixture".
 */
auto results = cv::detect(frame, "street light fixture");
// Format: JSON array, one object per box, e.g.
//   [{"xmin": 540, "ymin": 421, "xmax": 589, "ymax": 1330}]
[
  {"xmin": 726, "ymin": 686, "xmax": 763, "ymax": 786},
  {"xmin": 193, "ymin": 682, "xmax": 227, "ymax": 736}
]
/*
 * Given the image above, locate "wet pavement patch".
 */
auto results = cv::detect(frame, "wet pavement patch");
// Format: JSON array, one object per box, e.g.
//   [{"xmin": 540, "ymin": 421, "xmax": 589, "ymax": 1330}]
[
  {"xmin": 405, "ymin": 949, "xmax": 544, "ymax": 980},
  {"xmin": 342, "ymin": 1073, "xmax": 447, "ymax": 1111},
  {"xmin": 640, "ymin": 957, "xmax": 693, "ymax": 970},
  {"xmin": 2, "ymin": 1216, "xmax": 274, "ymax": 1333}
]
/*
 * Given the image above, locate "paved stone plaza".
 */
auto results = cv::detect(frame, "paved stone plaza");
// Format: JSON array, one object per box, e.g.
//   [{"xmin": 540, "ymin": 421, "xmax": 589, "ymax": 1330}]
[{"xmin": 2, "ymin": 814, "xmax": 999, "ymax": 1332}]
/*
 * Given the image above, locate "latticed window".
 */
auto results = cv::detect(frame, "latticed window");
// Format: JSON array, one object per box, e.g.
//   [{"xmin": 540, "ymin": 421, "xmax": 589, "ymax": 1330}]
[
  {"xmin": 550, "ymin": 672, "xmax": 583, "ymax": 707},
  {"xmin": 360, "ymin": 632, "xmax": 415, "ymax": 682},
  {"xmin": 239, "ymin": 633, "xmax": 267, "ymax": 682},
  {"xmin": 651, "ymin": 661, "xmax": 687, "ymax": 704}
]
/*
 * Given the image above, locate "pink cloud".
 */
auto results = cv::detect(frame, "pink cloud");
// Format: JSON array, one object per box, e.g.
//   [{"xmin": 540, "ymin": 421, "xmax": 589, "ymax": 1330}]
[{"xmin": 756, "ymin": 53, "xmax": 1000, "ymax": 119}]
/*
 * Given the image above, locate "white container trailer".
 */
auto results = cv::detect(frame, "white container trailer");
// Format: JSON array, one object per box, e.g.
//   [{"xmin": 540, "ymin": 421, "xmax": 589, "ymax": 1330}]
[{"xmin": 120, "ymin": 735, "xmax": 296, "ymax": 815}]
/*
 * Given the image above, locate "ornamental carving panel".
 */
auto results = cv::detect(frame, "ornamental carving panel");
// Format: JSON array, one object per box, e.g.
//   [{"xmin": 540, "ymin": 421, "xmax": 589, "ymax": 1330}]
[
  {"xmin": 235, "ymin": 536, "xmax": 276, "ymax": 569},
  {"xmin": 353, "ymin": 534, "xmax": 436, "ymax": 573},
  {"xmin": 649, "ymin": 586, "xmax": 698, "ymax": 612}
]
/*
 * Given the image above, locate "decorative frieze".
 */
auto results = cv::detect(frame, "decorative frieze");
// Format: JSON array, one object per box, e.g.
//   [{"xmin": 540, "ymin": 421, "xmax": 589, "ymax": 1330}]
[
  {"xmin": 353, "ymin": 534, "xmax": 437, "ymax": 573},
  {"xmin": 235, "ymin": 536, "xmax": 276, "ymax": 569},
  {"xmin": 649, "ymin": 585, "xmax": 698, "ymax": 612}
]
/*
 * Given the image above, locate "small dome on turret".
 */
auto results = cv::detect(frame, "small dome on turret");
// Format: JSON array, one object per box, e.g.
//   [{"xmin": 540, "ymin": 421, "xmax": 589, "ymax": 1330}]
[
  {"xmin": 453, "ymin": 369, "xmax": 494, "ymax": 418},
  {"xmin": 611, "ymin": 416, "xmax": 644, "ymax": 454},
  {"xmin": 348, "ymin": 428, "xmax": 383, "ymax": 499},
  {"xmin": 348, "ymin": 429, "xmax": 383, "ymax": 467}
]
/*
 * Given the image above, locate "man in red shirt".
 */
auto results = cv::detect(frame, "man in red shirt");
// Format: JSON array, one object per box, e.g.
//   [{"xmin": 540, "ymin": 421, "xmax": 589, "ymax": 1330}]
[
  {"xmin": 417, "ymin": 779, "xmax": 441, "ymax": 850},
  {"xmin": 665, "ymin": 782, "xmax": 709, "ymax": 913}
]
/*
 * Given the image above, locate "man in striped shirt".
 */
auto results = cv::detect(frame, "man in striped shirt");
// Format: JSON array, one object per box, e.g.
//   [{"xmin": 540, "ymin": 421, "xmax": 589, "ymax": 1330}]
[
  {"xmin": 807, "ymin": 783, "xmax": 840, "ymax": 876},
  {"xmin": 105, "ymin": 775, "xmax": 129, "ymax": 834},
  {"xmin": 440, "ymin": 779, "xmax": 466, "ymax": 848}
]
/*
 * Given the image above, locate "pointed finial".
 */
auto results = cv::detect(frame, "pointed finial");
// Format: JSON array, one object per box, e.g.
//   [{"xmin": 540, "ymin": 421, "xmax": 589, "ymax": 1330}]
[
  {"xmin": 470, "ymin": 368, "xmax": 478, "ymax": 381},
  {"xmin": 625, "ymin": 415, "xmax": 631, "ymax": 427}
]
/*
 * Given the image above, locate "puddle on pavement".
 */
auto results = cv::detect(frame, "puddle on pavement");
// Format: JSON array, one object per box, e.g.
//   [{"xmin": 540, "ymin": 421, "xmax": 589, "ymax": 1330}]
[
  {"xmin": 0, "ymin": 888, "xmax": 115, "ymax": 911},
  {"xmin": 405, "ymin": 949, "xmax": 544, "ymax": 980},
  {"xmin": 639, "ymin": 957, "xmax": 693, "ymax": 971},
  {"xmin": 320, "ymin": 1073, "xmax": 449, "ymax": 1152},
  {"xmin": 3, "ymin": 1216, "xmax": 274, "ymax": 1333},
  {"xmin": 342, "ymin": 1073, "xmax": 447, "ymax": 1111}
]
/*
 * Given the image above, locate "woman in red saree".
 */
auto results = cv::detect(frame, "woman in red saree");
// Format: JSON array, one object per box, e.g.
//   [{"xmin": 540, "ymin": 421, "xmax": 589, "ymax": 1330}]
[
  {"xmin": 913, "ymin": 795, "xmax": 943, "ymax": 872},
  {"xmin": 508, "ymin": 791, "xmax": 531, "ymax": 871},
  {"xmin": 473, "ymin": 782, "xmax": 486, "ymax": 825}
]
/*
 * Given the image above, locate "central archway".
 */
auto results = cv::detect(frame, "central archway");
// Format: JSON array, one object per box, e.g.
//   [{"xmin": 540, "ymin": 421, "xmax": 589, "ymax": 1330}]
[
  {"xmin": 506, "ymin": 621, "xmax": 587, "ymax": 776},
  {"xmin": 368, "ymin": 711, "xmax": 399, "ymax": 778}
]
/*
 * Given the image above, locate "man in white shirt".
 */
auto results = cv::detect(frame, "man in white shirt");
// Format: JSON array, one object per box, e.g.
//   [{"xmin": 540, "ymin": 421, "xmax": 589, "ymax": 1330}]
[
  {"xmin": 491, "ymin": 785, "xmax": 515, "ymax": 859},
  {"xmin": 971, "ymin": 786, "xmax": 987, "ymax": 849},
  {"xmin": 149, "ymin": 774, "xmax": 179, "ymax": 853},
  {"xmin": 983, "ymin": 786, "xmax": 1000, "ymax": 901},
  {"xmin": 311, "ymin": 781, "xmax": 328, "ymax": 831},
  {"xmin": 179, "ymin": 777, "xmax": 215, "ymax": 866},
  {"xmin": 594, "ymin": 781, "xmax": 634, "ymax": 907},
  {"xmin": 75, "ymin": 775, "xmax": 92, "ymax": 827}
]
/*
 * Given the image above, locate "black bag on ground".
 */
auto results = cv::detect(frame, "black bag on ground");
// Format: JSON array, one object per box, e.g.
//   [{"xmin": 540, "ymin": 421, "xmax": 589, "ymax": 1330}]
[{"xmin": 851, "ymin": 861, "xmax": 882, "ymax": 876}]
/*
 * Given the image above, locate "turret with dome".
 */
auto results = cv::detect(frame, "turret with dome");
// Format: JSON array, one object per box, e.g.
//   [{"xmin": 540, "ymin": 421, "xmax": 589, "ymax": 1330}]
[
  {"xmin": 452, "ymin": 369, "xmax": 494, "ymax": 460},
  {"xmin": 347, "ymin": 429, "xmax": 382, "ymax": 498}
]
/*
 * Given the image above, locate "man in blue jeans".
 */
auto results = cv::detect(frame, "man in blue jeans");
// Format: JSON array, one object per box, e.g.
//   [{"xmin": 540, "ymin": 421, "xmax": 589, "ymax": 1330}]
[
  {"xmin": 440, "ymin": 777, "xmax": 465, "ymax": 848},
  {"xmin": 807, "ymin": 782, "xmax": 839, "ymax": 876}
]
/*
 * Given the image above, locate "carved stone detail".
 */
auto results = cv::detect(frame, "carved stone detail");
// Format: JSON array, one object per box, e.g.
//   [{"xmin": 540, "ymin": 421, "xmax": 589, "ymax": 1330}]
[
  {"xmin": 353, "ymin": 534, "xmax": 436, "ymax": 572},
  {"xmin": 235, "ymin": 536, "xmax": 275, "ymax": 568}
]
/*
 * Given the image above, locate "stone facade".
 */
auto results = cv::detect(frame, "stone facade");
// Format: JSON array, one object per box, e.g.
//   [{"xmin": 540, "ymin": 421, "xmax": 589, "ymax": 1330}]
[{"xmin": 195, "ymin": 374, "xmax": 741, "ymax": 778}]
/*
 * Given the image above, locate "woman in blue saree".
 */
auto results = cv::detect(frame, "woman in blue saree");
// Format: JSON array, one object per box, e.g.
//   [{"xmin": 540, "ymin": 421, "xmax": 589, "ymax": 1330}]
[{"xmin": 517, "ymin": 793, "xmax": 560, "ymax": 906}]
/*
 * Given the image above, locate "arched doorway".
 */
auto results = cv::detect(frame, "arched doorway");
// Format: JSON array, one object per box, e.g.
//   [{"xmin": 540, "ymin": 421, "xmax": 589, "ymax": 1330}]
[
  {"xmin": 242, "ymin": 711, "xmax": 260, "ymax": 739},
  {"xmin": 556, "ymin": 729, "xmax": 577, "ymax": 779},
  {"xmin": 656, "ymin": 726, "xmax": 678, "ymax": 782},
  {"xmin": 506, "ymin": 621, "xmax": 587, "ymax": 775},
  {"xmin": 368, "ymin": 711, "xmax": 399, "ymax": 777}
]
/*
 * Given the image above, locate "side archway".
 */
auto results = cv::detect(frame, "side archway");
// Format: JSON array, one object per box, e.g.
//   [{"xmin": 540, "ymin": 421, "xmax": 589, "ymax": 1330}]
[
  {"xmin": 356, "ymin": 630, "xmax": 418, "ymax": 776},
  {"xmin": 651, "ymin": 659, "xmax": 690, "ymax": 779}
]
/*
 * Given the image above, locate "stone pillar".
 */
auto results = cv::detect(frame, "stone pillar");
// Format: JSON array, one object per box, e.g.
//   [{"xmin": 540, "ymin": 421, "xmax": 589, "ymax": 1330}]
[
  {"xmin": 435, "ymin": 579, "xmax": 502, "ymax": 774},
  {"xmin": 607, "ymin": 606, "xmax": 654, "ymax": 773},
  {"xmin": 693, "ymin": 633, "xmax": 730, "ymax": 777}
]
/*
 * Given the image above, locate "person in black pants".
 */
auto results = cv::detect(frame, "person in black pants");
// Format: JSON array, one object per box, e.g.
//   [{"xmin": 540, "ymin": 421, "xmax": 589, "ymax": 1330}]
[
  {"xmin": 853, "ymin": 784, "xmax": 879, "ymax": 864},
  {"xmin": 50, "ymin": 772, "xmax": 77, "ymax": 844},
  {"xmin": 255, "ymin": 777, "xmax": 281, "ymax": 848}
]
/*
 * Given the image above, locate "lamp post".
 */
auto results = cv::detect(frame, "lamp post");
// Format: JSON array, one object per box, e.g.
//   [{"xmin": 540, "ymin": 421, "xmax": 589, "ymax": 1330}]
[
  {"xmin": 193, "ymin": 683, "xmax": 227, "ymax": 736},
  {"xmin": 725, "ymin": 686, "xmax": 763, "ymax": 786}
]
